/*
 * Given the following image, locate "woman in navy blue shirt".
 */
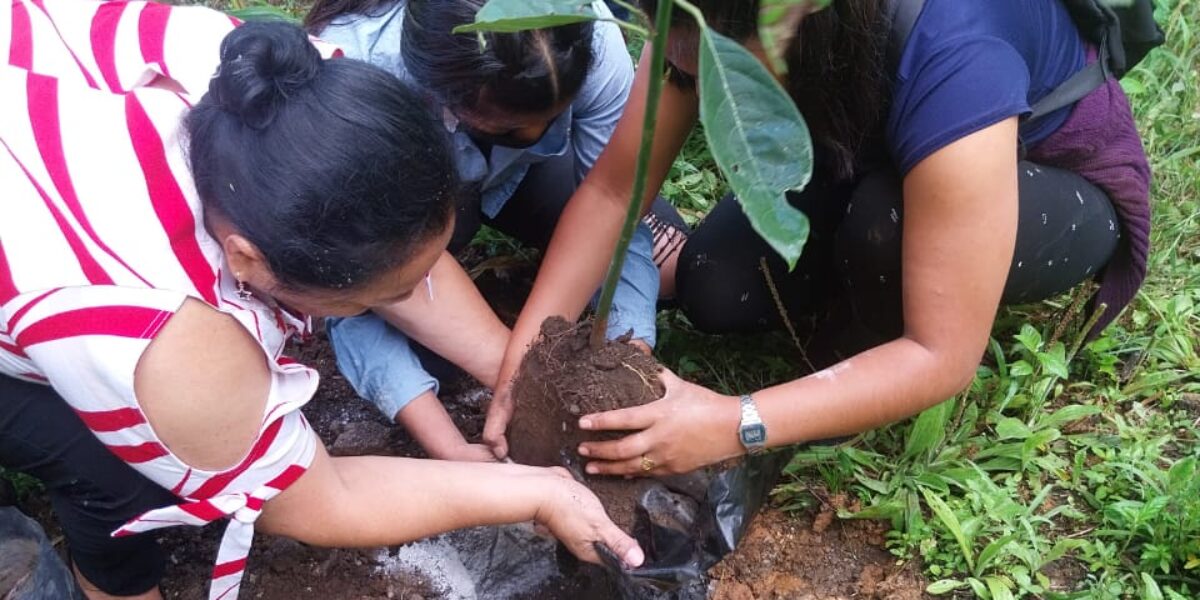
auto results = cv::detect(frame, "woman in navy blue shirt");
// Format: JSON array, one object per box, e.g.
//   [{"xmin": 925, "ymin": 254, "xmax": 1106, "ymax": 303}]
[{"xmin": 486, "ymin": 0, "xmax": 1151, "ymax": 473}]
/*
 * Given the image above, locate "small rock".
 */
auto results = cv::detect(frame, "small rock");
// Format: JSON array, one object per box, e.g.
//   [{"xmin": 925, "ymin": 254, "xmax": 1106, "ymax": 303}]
[
  {"xmin": 331, "ymin": 421, "xmax": 391, "ymax": 456},
  {"xmin": 812, "ymin": 508, "xmax": 835, "ymax": 534}
]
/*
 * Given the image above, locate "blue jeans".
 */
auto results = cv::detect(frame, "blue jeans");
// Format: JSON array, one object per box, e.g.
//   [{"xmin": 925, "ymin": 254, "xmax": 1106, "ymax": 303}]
[{"xmin": 328, "ymin": 152, "xmax": 665, "ymax": 419}]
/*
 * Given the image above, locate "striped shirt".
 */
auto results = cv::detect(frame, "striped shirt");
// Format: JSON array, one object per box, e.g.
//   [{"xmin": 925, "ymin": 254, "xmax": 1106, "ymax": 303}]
[{"xmin": 1, "ymin": 1, "xmax": 335, "ymax": 597}]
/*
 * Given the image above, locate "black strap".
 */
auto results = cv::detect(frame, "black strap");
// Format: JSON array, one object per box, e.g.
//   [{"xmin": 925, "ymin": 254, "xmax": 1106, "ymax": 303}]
[
  {"xmin": 1025, "ymin": 34, "xmax": 1112, "ymax": 123},
  {"xmin": 886, "ymin": 0, "xmax": 925, "ymax": 74}
]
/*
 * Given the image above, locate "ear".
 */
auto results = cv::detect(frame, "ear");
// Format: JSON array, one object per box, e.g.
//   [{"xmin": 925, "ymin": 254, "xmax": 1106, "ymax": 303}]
[{"xmin": 222, "ymin": 233, "xmax": 277, "ymax": 290}]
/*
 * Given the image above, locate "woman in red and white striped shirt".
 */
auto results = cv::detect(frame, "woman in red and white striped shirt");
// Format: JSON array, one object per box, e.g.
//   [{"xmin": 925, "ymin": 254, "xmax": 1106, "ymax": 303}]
[{"xmin": 0, "ymin": 3, "xmax": 642, "ymax": 599}]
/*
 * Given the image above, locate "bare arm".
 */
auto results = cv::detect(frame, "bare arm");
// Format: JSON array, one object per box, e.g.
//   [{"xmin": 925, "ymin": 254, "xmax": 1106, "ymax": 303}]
[
  {"xmin": 484, "ymin": 51, "xmax": 699, "ymax": 456},
  {"xmin": 134, "ymin": 300, "xmax": 641, "ymax": 566},
  {"xmin": 373, "ymin": 250, "xmax": 510, "ymax": 387},
  {"xmin": 578, "ymin": 119, "xmax": 1021, "ymax": 474}
]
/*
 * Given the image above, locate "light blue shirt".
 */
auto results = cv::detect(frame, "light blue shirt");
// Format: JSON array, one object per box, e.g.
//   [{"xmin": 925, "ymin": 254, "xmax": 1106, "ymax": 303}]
[
  {"xmin": 318, "ymin": 1, "xmax": 634, "ymax": 218},
  {"xmin": 319, "ymin": 0, "xmax": 660, "ymax": 370}
]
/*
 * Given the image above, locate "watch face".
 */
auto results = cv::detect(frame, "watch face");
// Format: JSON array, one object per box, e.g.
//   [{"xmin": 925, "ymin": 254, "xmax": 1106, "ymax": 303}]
[{"xmin": 740, "ymin": 424, "xmax": 767, "ymax": 446}]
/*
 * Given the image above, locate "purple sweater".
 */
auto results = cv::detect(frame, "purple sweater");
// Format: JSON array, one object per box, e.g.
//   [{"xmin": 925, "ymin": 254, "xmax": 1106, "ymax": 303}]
[{"xmin": 1027, "ymin": 48, "xmax": 1153, "ymax": 337}]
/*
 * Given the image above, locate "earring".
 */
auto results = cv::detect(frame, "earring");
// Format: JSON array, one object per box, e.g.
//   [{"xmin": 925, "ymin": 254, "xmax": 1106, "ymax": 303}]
[{"xmin": 236, "ymin": 279, "xmax": 252, "ymax": 301}]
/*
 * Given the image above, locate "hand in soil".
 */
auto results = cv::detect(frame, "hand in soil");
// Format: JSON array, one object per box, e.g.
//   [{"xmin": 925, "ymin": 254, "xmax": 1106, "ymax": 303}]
[
  {"xmin": 578, "ymin": 369, "xmax": 746, "ymax": 476},
  {"xmin": 534, "ymin": 467, "xmax": 646, "ymax": 569},
  {"xmin": 482, "ymin": 381, "xmax": 514, "ymax": 459}
]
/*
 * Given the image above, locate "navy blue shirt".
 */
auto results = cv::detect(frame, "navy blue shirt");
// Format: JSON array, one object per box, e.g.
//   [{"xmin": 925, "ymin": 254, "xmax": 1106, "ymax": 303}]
[{"xmin": 887, "ymin": 0, "xmax": 1087, "ymax": 174}]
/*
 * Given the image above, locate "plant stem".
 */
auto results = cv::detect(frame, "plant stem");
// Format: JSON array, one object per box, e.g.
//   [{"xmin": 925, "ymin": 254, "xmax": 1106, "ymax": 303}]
[{"xmin": 589, "ymin": 0, "xmax": 675, "ymax": 349}]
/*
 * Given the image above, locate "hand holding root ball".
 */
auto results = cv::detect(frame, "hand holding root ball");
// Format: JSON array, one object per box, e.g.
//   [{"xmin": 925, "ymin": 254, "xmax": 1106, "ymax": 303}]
[
  {"xmin": 576, "ymin": 369, "xmax": 747, "ymax": 477},
  {"xmin": 535, "ymin": 466, "xmax": 647, "ymax": 568}
]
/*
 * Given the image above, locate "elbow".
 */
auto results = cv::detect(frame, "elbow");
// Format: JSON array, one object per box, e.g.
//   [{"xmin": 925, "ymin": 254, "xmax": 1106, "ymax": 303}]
[
  {"xmin": 909, "ymin": 338, "xmax": 985, "ymax": 399},
  {"xmin": 943, "ymin": 361, "xmax": 979, "ymax": 397}
]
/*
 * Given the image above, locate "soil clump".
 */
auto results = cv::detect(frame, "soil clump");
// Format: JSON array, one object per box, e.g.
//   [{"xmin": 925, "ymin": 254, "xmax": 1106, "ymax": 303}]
[
  {"xmin": 709, "ymin": 505, "xmax": 930, "ymax": 600},
  {"xmin": 507, "ymin": 317, "xmax": 665, "ymax": 531}
]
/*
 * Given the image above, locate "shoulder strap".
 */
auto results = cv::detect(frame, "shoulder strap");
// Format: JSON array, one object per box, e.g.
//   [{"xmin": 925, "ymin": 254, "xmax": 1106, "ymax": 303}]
[
  {"xmin": 886, "ymin": 0, "xmax": 925, "ymax": 74},
  {"xmin": 1025, "ymin": 35, "xmax": 1111, "ymax": 124}
]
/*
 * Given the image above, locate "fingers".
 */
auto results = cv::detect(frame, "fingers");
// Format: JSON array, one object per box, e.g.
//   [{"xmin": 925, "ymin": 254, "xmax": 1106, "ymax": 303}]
[
  {"xmin": 583, "ymin": 455, "xmax": 667, "ymax": 477},
  {"xmin": 482, "ymin": 421, "xmax": 509, "ymax": 460},
  {"xmin": 579, "ymin": 402, "xmax": 657, "ymax": 432},
  {"xmin": 597, "ymin": 521, "xmax": 644, "ymax": 569},
  {"xmin": 482, "ymin": 397, "xmax": 512, "ymax": 460},
  {"xmin": 578, "ymin": 431, "xmax": 652, "ymax": 462}
]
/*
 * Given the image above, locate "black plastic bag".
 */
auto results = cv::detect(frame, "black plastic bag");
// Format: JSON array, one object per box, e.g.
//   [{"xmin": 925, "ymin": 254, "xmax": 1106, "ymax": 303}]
[
  {"xmin": 592, "ymin": 451, "xmax": 790, "ymax": 599},
  {"xmin": 0, "ymin": 507, "xmax": 84, "ymax": 599}
]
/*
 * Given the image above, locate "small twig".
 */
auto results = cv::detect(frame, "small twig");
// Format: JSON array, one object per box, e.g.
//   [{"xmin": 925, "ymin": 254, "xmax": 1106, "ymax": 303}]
[
  {"xmin": 759, "ymin": 256, "xmax": 816, "ymax": 372},
  {"xmin": 1065, "ymin": 526, "xmax": 1096, "ymax": 539}
]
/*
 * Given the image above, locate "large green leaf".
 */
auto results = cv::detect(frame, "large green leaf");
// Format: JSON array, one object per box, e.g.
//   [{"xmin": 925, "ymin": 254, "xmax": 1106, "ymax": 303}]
[
  {"xmin": 453, "ymin": 0, "xmax": 598, "ymax": 33},
  {"xmin": 698, "ymin": 28, "xmax": 812, "ymax": 269}
]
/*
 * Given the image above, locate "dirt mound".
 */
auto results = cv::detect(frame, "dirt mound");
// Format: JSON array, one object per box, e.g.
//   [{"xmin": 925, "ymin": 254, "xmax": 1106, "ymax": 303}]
[
  {"xmin": 508, "ymin": 317, "xmax": 664, "ymax": 531},
  {"xmin": 710, "ymin": 505, "xmax": 929, "ymax": 600}
]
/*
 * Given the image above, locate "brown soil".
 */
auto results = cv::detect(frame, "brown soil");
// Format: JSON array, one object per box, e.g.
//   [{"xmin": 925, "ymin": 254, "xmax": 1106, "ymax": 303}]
[
  {"xmin": 507, "ymin": 317, "xmax": 665, "ymax": 531},
  {"xmin": 709, "ymin": 506, "xmax": 930, "ymax": 600}
]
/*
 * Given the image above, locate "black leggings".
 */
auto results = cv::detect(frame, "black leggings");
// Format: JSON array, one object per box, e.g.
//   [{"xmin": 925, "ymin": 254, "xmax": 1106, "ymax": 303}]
[
  {"xmin": 0, "ymin": 375, "xmax": 178, "ymax": 595},
  {"xmin": 675, "ymin": 162, "xmax": 1119, "ymax": 350}
]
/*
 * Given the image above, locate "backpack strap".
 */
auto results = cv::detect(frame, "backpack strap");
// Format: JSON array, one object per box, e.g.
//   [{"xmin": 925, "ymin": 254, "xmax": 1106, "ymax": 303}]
[
  {"xmin": 886, "ymin": 0, "xmax": 925, "ymax": 74},
  {"xmin": 1025, "ymin": 32, "xmax": 1112, "ymax": 124}
]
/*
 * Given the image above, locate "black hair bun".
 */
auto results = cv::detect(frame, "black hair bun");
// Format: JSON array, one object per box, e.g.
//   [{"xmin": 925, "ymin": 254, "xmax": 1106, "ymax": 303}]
[{"xmin": 209, "ymin": 20, "xmax": 322, "ymax": 129}]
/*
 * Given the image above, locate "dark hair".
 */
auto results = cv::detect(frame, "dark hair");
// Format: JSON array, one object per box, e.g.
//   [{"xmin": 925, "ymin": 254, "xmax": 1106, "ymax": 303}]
[
  {"xmin": 403, "ymin": 0, "xmax": 595, "ymax": 113},
  {"xmin": 643, "ymin": 0, "xmax": 889, "ymax": 181},
  {"xmin": 306, "ymin": 0, "xmax": 594, "ymax": 114},
  {"xmin": 187, "ymin": 20, "xmax": 457, "ymax": 292}
]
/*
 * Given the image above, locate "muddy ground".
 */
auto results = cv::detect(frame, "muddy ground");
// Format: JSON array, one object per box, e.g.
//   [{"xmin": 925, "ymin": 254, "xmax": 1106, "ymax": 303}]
[{"xmin": 11, "ymin": 266, "xmax": 931, "ymax": 599}]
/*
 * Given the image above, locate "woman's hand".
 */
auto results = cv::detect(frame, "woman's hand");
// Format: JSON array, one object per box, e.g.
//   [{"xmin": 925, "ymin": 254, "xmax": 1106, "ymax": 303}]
[
  {"xmin": 535, "ymin": 467, "xmax": 645, "ymax": 568},
  {"xmin": 576, "ymin": 370, "xmax": 745, "ymax": 476},
  {"xmin": 482, "ymin": 371, "xmax": 516, "ymax": 459}
]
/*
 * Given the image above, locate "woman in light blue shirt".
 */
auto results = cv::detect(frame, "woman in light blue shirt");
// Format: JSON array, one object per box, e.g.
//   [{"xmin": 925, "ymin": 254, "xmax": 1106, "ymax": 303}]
[{"xmin": 303, "ymin": 0, "xmax": 687, "ymax": 460}]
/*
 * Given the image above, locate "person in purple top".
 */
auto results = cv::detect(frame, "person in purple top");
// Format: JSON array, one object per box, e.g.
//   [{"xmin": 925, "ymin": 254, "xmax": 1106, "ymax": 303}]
[{"xmin": 485, "ymin": 0, "xmax": 1151, "ymax": 474}]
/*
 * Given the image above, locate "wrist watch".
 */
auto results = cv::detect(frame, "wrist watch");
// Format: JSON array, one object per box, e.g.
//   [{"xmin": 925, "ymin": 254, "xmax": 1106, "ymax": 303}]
[{"xmin": 738, "ymin": 394, "xmax": 768, "ymax": 455}]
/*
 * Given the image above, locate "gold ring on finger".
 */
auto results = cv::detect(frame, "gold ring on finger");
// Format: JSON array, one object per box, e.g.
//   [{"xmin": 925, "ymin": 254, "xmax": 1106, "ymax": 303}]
[{"xmin": 640, "ymin": 454, "xmax": 656, "ymax": 472}]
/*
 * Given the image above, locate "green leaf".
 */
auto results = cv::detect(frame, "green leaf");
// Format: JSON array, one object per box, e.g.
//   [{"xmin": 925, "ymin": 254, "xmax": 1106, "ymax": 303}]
[
  {"xmin": 757, "ymin": 0, "xmax": 829, "ymax": 75},
  {"xmin": 1141, "ymin": 572, "xmax": 1165, "ymax": 600},
  {"xmin": 227, "ymin": 5, "xmax": 298, "ymax": 22},
  {"xmin": 1009, "ymin": 360, "xmax": 1035, "ymax": 377},
  {"xmin": 984, "ymin": 576, "xmax": 1015, "ymax": 600},
  {"xmin": 698, "ymin": 28, "xmax": 812, "ymax": 268},
  {"xmin": 976, "ymin": 535, "xmax": 1017, "ymax": 573},
  {"xmin": 926, "ymin": 579, "xmax": 968, "ymax": 595},
  {"xmin": 967, "ymin": 577, "xmax": 990, "ymax": 599},
  {"xmin": 454, "ymin": 0, "xmax": 598, "ymax": 33},
  {"xmin": 1040, "ymin": 404, "xmax": 1101, "ymax": 429},
  {"xmin": 922, "ymin": 489, "xmax": 975, "ymax": 572},
  {"xmin": 1167, "ymin": 456, "xmax": 1196, "ymax": 492},
  {"xmin": 1015, "ymin": 325, "xmax": 1043, "ymax": 353},
  {"xmin": 1037, "ymin": 343, "xmax": 1070, "ymax": 379},
  {"xmin": 904, "ymin": 399, "xmax": 954, "ymax": 459},
  {"xmin": 1022, "ymin": 428, "xmax": 1062, "ymax": 462},
  {"xmin": 995, "ymin": 417, "xmax": 1033, "ymax": 440}
]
